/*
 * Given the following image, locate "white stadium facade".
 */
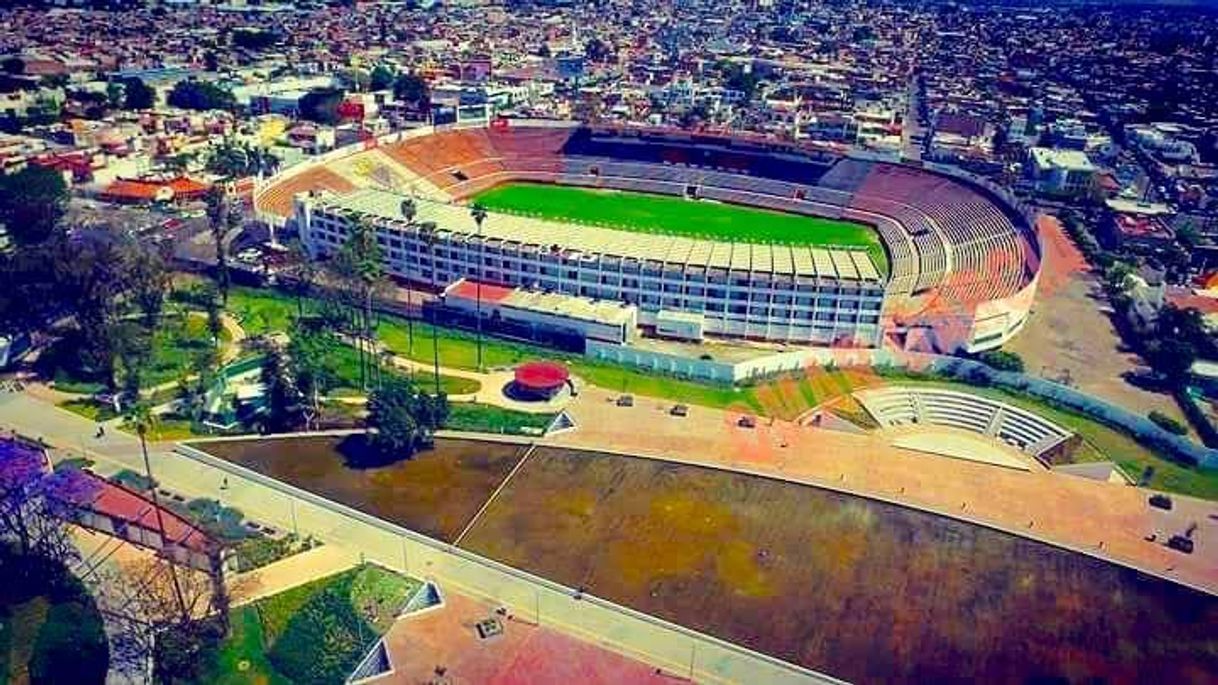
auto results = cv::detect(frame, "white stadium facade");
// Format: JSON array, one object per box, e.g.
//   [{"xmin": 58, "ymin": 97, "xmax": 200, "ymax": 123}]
[{"xmin": 256, "ymin": 120, "xmax": 1043, "ymax": 353}]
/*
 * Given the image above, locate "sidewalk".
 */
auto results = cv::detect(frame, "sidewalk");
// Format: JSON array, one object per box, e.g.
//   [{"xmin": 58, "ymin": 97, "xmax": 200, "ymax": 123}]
[{"xmin": 230, "ymin": 544, "xmax": 361, "ymax": 606}]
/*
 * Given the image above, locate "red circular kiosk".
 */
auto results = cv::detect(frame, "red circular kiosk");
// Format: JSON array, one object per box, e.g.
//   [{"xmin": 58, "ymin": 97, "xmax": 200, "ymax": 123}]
[{"xmin": 512, "ymin": 361, "xmax": 570, "ymax": 401}]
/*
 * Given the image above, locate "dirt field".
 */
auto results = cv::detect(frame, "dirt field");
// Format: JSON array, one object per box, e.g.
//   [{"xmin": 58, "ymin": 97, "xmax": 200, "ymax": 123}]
[
  {"xmin": 1007, "ymin": 216, "xmax": 1191, "ymax": 428},
  {"xmin": 459, "ymin": 446, "xmax": 1218, "ymax": 685},
  {"xmin": 197, "ymin": 436, "xmax": 527, "ymax": 542}
]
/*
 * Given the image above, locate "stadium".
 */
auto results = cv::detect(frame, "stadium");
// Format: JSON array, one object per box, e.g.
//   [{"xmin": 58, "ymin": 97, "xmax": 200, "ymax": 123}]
[{"xmin": 257, "ymin": 120, "xmax": 1042, "ymax": 353}]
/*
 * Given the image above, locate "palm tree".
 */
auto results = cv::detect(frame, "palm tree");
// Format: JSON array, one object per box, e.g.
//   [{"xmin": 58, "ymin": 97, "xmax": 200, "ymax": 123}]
[
  {"xmin": 205, "ymin": 185, "xmax": 233, "ymax": 305},
  {"xmin": 347, "ymin": 218, "xmax": 386, "ymax": 389},
  {"xmin": 419, "ymin": 221, "xmax": 442, "ymax": 397},
  {"xmin": 469, "ymin": 204, "xmax": 488, "ymax": 371},
  {"xmin": 287, "ymin": 240, "xmax": 317, "ymax": 319},
  {"xmin": 124, "ymin": 402, "xmax": 189, "ymax": 619},
  {"xmin": 400, "ymin": 199, "xmax": 418, "ymax": 357}
]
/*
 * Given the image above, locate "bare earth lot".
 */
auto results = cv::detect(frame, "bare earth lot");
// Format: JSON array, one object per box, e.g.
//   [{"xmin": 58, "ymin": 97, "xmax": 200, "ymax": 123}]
[
  {"xmin": 195, "ymin": 435, "xmax": 527, "ymax": 542},
  {"xmin": 460, "ymin": 447, "xmax": 1217, "ymax": 685},
  {"xmin": 1007, "ymin": 216, "xmax": 1191, "ymax": 428},
  {"xmin": 196, "ymin": 437, "xmax": 1218, "ymax": 684}
]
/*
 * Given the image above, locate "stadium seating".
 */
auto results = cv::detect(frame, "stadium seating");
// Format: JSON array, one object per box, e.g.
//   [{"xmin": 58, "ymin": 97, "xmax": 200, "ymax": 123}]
[
  {"xmin": 261, "ymin": 123, "xmax": 1042, "ymax": 354},
  {"xmin": 255, "ymin": 167, "xmax": 358, "ymax": 218},
  {"xmin": 854, "ymin": 386, "xmax": 1073, "ymax": 457}
]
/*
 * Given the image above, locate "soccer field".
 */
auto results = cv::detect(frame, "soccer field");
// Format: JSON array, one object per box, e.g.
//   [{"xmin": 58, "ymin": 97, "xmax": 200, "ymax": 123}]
[{"xmin": 472, "ymin": 182, "xmax": 889, "ymax": 275}]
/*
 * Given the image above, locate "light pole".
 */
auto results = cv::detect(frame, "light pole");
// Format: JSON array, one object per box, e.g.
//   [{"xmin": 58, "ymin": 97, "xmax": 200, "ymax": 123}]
[{"xmin": 133, "ymin": 411, "xmax": 188, "ymax": 620}]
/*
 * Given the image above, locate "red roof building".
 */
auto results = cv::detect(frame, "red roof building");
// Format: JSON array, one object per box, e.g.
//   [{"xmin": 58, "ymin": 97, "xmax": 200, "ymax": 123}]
[{"xmin": 101, "ymin": 175, "xmax": 211, "ymax": 204}]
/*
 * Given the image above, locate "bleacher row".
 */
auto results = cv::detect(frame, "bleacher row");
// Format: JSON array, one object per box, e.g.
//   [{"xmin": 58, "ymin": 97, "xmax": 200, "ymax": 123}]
[
  {"xmin": 255, "ymin": 167, "xmax": 357, "ymax": 218},
  {"xmin": 849, "ymin": 164, "xmax": 1033, "ymax": 304},
  {"xmin": 854, "ymin": 386, "xmax": 1073, "ymax": 457},
  {"xmin": 365, "ymin": 126, "xmax": 1036, "ymax": 312}
]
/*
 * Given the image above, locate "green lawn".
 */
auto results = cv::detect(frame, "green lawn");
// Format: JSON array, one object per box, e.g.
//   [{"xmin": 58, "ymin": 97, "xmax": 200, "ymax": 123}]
[
  {"xmin": 119, "ymin": 415, "xmax": 203, "ymax": 442},
  {"xmin": 327, "ymin": 343, "xmax": 481, "ymax": 396},
  {"xmin": 41, "ymin": 311, "xmax": 229, "ymax": 394},
  {"xmin": 190, "ymin": 564, "xmax": 418, "ymax": 685},
  {"xmin": 473, "ymin": 182, "xmax": 889, "ymax": 274},
  {"xmin": 57, "ymin": 398, "xmax": 118, "ymax": 422},
  {"xmin": 191, "ymin": 606, "xmax": 291, "ymax": 685},
  {"xmin": 446, "ymin": 403, "xmax": 556, "ymax": 435},
  {"xmin": 225, "ymin": 286, "xmax": 304, "ymax": 337}
]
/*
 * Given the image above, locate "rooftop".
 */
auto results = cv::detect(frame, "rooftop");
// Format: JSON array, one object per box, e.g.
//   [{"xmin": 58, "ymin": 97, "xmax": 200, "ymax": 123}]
[{"xmin": 1030, "ymin": 146, "xmax": 1095, "ymax": 172}]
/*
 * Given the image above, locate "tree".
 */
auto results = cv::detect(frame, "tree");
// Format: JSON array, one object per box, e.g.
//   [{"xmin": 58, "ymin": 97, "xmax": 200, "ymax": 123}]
[
  {"xmin": 51, "ymin": 232, "xmax": 135, "ymax": 388},
  {"xmin": 118, "ymin": 77, "xmax": 155, "ymax": 110},
  {"xmin": 101, "ymin": 553, "xmax": 244, "ymax": 684},
  {"xmin": 123, "ymin": 403, "xmax": 190, "ymax": 619},
  {"xmin": 175, "ymin": 372, "xmax": 208, "ymax": 424},
  {"xmin": 204, "ymin": 185, "xmax": 238, "ymax": 305},
  {"xmin": 115, "ymin": 321, "xmax": 151, "ymax": 403},
  {"xmin": 206, "ymin": 140, "xmax": 278, "ymax": 179},
  {"xmin": 721, "ymin": 63, "xmax": 760, "ymax": 102},
  {"xmin": 370, "ymin": 63, "xmax": 396, "ymax": 91},
  {"xmin": 260, "ymin": 345, "xmax": 304, "ymax": 433},
  {"xmin": 203, "ymin": 284, "xmax": 223, "ymax": 348},
  {"xmin": 105, "ymin": 81, "xmax": 126, "ymax": 110},
  {"xmin": 298, "ymin": 87, "xmax": 345, "ymax": 125},
  {"xmin": 392, "ymin": 73, "xmax": 429, "ymax": 112},
  {"xmin": 419, "ymin": 221, "xmax": 443, "ymax": 396},
  {"xmin": 469, "ymin": 204, "xmax": 488, "ymax": 371},
  {"xmin": 1148, "ymin": 410, "xmax": 1188, "ymax": 435},
  {"xmin": 288, "ymin": 320, "xmax": 338, "ymax": 430},
  {"xmin": 128, "ymin": 243, "xmax": 170, "ymax": 329},
  {"xmin": 0, "ymin": 165, "xmax": 69, "ymax": 246},
  {"xmin": 365, "ymin": 377, "xmax": 445, "ymax": 459},
  {"xmin": 333, "ymin": 217, "xmax": 386, "ymax": 390},
  {"xmin": 0, "ymin": 439, "xmax": 99, "ymax": 562},
  {"xmin": 584, "ymin": 37, "xmax": 612, "ymax": 63},
  {"xmin": 978, "ymin": 350, "xmax": 1025, "ymax": 373},
  {"xmin": 167, "ymin": 79, "xmax": 235, "ymax": 112},
  {"xmin": 231, "ymin": 27, "xmax": 280, "ymax": 51},
  {"xmin": 287, "ymin": 239, "xmax": 318, "ymax": 318},
  {"xmin": 1145, "ymin": 338, "xmax": 1197, "ymax": 385},
  {"xmin": 399, "ymin": 200, "xmax": 417, "ymax": 355}
]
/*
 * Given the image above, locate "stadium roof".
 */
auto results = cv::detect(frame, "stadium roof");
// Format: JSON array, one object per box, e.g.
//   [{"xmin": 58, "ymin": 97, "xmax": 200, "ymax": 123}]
[{"xmin": 312, "ymin": 188, "xmax": 882, "ymax": 283}]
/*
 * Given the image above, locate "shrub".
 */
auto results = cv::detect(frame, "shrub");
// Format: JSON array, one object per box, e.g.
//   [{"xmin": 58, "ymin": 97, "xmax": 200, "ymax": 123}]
[
  {"xmin": 978, "ymin": 350, "xmax": 1025, "ymax": 373},
  {"xmin": 179, "ymin": 498, "xmax": 252, "ymax": 542},
  {"xmin": 111, "ymin": 469, "xmax": 156, "ymax": 492},
  {"xmin": 1148, "ymin": 410, "xmax": 1188, "ymax": 435}
]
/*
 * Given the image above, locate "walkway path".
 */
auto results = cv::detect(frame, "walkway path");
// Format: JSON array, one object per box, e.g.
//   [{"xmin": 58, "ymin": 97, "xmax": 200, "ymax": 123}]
[
  {"xmin": 230, "ymin": 544, "xmax": 361, "ymax": 606},
  {"xmin": 136, "ymin": 312, "xmax": 248, "ymax": 401},
  {"xmin": 340, "ymin": 334, "xmax": 571, "ymax": 414}
]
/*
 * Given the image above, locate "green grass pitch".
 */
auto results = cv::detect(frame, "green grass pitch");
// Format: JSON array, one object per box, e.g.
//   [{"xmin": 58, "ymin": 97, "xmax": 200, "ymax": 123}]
[{"xmin": 472, "ymin": 182, "xmax": 889, "ymax": 275}]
